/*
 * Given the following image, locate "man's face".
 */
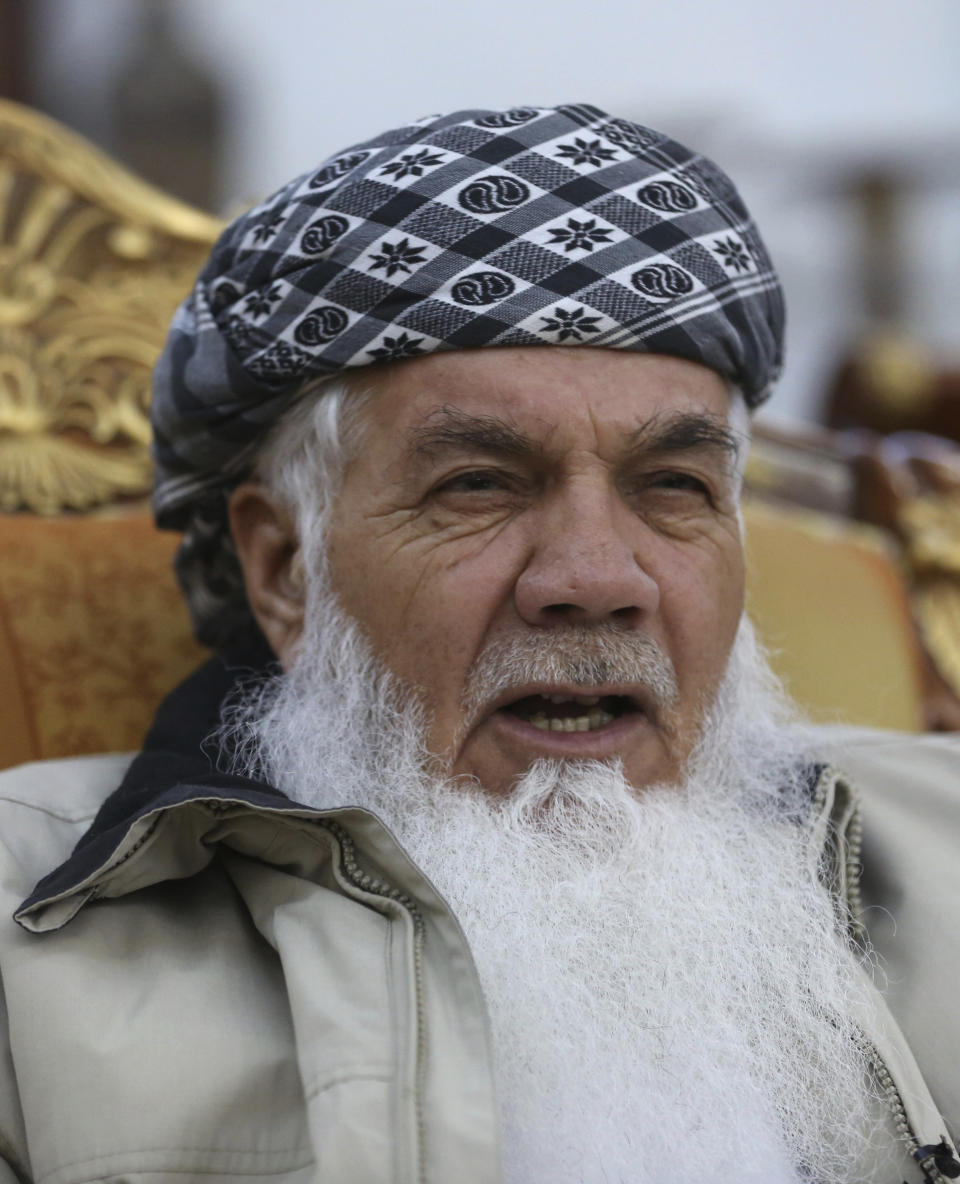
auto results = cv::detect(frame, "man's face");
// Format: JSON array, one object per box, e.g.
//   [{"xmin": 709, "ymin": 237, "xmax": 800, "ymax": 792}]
[{"xmin": 323, "ymin": 346, "xmax": 745, "ymax": 793}]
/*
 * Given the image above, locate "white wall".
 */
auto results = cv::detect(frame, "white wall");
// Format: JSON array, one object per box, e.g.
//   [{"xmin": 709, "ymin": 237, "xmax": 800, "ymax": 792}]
[{"xmin": 31, "ymin": 0, "xmax": 960, "ymax": 424}]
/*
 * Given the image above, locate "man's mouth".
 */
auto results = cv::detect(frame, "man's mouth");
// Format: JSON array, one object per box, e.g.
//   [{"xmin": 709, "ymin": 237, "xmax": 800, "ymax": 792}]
[{"xmin": 499, "ymin": 693, "xmax": 641, "ymax": 733}]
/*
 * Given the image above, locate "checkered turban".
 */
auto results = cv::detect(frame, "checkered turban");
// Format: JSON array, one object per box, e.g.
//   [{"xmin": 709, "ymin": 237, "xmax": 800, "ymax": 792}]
[{"xmin": 153, "ymin": 102, "xmax": 785, "ymax": 647}]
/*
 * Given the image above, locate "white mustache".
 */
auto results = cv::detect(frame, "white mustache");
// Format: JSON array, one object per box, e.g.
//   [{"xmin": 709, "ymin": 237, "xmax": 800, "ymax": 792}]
[{"xmin": 460, "ymin": 626, "xmax": 679, "ymax": 728}]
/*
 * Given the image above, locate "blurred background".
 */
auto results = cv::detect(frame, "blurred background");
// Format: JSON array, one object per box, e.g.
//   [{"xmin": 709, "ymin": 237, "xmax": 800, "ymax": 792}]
[{"xmin": 2, "ymin": 0, "xmax": 957, "ymax": 429}]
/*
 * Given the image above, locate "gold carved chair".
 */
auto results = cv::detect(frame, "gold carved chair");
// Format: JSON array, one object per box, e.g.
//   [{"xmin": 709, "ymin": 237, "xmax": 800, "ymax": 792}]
[
  {"xmin": 0, "ymin": 99, "xmax": 942, "ymax": 770},
  {"xmin": 0, "ymin": 99, "xmax": 218, "ymax": 767}
]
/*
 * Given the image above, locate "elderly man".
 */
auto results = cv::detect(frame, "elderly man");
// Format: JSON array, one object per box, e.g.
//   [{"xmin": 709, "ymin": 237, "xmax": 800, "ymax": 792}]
[{"xmin": 1, "ymin": 104, "xmax": 959, "ymax": 1184}]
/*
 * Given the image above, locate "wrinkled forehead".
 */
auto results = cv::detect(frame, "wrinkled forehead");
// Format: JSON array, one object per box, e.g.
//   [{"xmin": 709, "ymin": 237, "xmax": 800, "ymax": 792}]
[{"xmin": 350, "ymin": 346, "xmax": 741, "ymax": 468}]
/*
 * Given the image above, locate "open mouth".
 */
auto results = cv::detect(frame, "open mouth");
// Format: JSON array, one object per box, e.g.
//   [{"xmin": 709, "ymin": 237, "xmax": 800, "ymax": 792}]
[{"xmin": 499, "ymin": 692, "xmax": 640, "ymax": 733}]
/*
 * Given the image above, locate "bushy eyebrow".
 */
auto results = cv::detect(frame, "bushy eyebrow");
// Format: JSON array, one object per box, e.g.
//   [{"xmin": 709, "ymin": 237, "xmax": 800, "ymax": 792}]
[
  {"xmin": 625, "ymin": 410, "xmax": 740, "ymax": 468},
  {"xmin": 407, "ymin": 405, "xmax": 537, "ymax": 460},
  {"xmin": 405, "ymin": 404, "xmax": 739, "ymax": 469}
]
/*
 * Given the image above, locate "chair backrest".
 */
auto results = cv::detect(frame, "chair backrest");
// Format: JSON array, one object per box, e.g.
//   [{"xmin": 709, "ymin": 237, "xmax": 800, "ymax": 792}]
[
  {"xmin": 0, "ymin": 509, "xmax": 202, "ymax": 766},
  {"xmin": 744, "ymin": 499, "xmax": 925, "ymax": 731},
  {"xmin": 0, "ymin": 99, "xmax": 219, "ymax": 767}
]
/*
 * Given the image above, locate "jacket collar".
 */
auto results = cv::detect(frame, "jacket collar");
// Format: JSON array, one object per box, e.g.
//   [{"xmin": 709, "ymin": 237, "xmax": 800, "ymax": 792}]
[{"xmin": 16, "ymin": 629, "xmax": 306, "ymax": 928}]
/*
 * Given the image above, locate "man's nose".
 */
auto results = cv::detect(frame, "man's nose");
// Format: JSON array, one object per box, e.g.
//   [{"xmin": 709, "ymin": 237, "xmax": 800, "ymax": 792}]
[{"xmin": 513, "ymin": 491, "xmax": 660, "ymax": 627}]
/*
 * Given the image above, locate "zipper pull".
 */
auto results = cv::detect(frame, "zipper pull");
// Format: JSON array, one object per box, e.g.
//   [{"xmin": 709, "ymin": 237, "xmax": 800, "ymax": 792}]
[{"xmin": 914, "ymin": 1137, "xmax": 960, "ymax": 1179}]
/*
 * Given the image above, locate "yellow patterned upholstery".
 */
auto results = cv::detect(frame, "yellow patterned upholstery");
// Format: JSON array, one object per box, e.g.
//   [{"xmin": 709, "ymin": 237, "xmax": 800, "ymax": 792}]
[
  {"xmin": 0, "ymin": 511, "xmax": 204, "ymax": 766},
  {"xmin": 744, "ymin": 499, "xmax": 925, "ymax": 732},
  {"xmin": 0, "ymin": 99, "xmax": 930, "ymax": 771}
]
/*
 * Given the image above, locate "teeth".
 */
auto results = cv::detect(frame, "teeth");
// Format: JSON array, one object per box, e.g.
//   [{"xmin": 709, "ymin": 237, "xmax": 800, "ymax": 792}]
[
  {"xmin": 529, "ymin": 708, "xmax": 616, "ymax": 733},
  {"xmin": 543, "ymin": 692, "xmax": 602, "ymax": 706},
  {"xmin": 589, "ymin": 706, "xmax": 615, "ymax": 726}
]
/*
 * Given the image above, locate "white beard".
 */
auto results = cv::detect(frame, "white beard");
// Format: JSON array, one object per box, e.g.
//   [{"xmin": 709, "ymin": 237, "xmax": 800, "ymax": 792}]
[{"xmin": 221, "ymin": 592, "xmax": 884, "ymax": 1184}]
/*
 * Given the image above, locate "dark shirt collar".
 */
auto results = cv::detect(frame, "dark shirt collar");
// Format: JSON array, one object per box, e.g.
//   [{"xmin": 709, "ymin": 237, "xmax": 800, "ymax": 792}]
[{"xmin": 19, "ymin": 629, "xmax": 288, "ymax": 921}]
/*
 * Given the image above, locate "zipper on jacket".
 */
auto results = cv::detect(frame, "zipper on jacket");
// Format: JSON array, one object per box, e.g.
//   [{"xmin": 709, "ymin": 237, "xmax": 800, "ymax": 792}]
[
  {"xmin": 864, "ymin": 1039, "xmax": 957, "ymax": 1183},
  {"xmin": 810, "ymin": 765, "xmax": 867, "ymax": 945},
  {"xmin": 319, "ymin": 818, "xmax": 429, "ymax": 1184},
  {"xmin": 812, "ymin": 769, "xmax": 959, "ymax": 1182}
]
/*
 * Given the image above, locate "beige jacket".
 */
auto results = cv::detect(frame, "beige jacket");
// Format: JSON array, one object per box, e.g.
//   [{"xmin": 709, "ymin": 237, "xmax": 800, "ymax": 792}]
[{"xmin": 0, "ymin": 729, "xmax": 958, "ymax": 1183}]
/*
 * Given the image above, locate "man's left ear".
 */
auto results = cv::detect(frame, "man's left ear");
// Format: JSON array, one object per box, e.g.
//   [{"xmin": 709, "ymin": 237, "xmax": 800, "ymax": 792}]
[{"xmin": 228, "ymin": 482, "xmax": 305, "ymax": 667}]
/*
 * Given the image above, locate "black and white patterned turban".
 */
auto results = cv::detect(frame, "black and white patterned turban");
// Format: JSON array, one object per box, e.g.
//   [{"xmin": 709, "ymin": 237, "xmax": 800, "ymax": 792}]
[{"xmin": 152, "ymin": 102, "xmax": 785, "ymax": 647}]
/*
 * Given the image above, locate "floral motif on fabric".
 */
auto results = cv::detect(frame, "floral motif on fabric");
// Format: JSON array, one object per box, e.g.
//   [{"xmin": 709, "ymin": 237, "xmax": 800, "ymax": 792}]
[
  {"xmin": 539, "ymin": 305, "xmax": 603, "ymax": 341},
  {"xmin": 243, "ymin": 284, "xmax": 282, "ymax": 319},
  {"xmin": 251, "ymin": 213, "xmax": 284, "ymax": 244},
  {"xmin": 713, "ymin": 237, "xmax": 752, "ymax": 273},
  {"xmin": 369, "ymin": 237, "xmax": 430, "ymax": 278},
  {"xmin": 367, "ymin": 331, "xmax": 427, "ymax": 361},
  {"xmin": 546, "ymin": 217, "xmax": 614, "ymax": 253},
  {"xmin": 556, "ymin": 138, "xmax": 618, "ymax": 167},
  {"xmin": 379, "ymin": 149, "xmax": 447, "ymax": 181}
]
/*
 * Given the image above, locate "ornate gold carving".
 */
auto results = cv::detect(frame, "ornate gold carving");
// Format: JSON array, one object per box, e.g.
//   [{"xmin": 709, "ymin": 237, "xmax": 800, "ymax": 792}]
[
  {"xmin": 899, "ymin": 492, "xmax": 960, "ymax": 576},
  {"xmin": 912, "ymin": 581, "xmax": 960, "ymax": 700},
  {"xmin": 898, "ymin": 491, "xmax": 960, "ymax": 697},
  {"xmin": 0, "ymin": 99, "xmax": 223, "ymax": 513}
]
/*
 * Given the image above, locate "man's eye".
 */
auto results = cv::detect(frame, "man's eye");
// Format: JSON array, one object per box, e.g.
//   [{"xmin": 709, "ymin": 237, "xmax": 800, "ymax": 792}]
[
  {"xmin": 435, "ymin": 470, "xmax": 511, "ymax": 495},
  {"xmin": 651, "ymin": 471, "xmax": 710, "ymax": 495},
  {"xmin": 631, "ymin": 471, "xmax": 717, "ymax": 514}
]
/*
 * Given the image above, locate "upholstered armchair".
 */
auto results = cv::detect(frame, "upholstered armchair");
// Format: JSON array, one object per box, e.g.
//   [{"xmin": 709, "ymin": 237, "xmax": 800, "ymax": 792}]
[{"xmin": 0, "ymin": 99, "xmax": 950, "ymax": 770}]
